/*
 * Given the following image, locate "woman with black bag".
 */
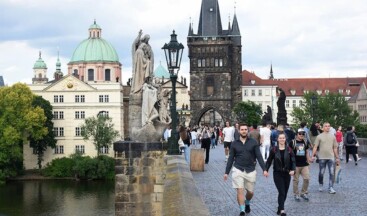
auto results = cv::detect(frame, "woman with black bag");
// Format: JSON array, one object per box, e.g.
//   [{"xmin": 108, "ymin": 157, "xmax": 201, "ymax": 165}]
[{"xmin": 264, "ymin": 134, "xmax": 296, "ymax": 216}]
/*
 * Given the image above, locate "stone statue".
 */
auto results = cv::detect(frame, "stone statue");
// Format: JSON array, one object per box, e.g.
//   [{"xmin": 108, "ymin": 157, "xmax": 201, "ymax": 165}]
[
  {"xmin": 158, "ymin": 88, "xmax": 171, "ymax": 124},
  {"xmin": 276, "ymin": 87, "xmax": 287, "ymax": 125},
  {"xmin": 262, "ymin": 105, "xmax": 273, "ymax": 125},
  {"xmin": 131, "ymin": 30, "xmax": 154, "ymax": 94},
  {"xmin": 142, "ymin": 80, "xmax": 159, "ymax": 126}
]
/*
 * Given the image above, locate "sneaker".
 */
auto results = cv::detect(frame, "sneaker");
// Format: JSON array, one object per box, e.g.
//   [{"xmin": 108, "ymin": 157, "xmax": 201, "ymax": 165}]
[
  {"xmin": 277, "ymin": 208, "xmax": 281, "ymax": 215},
  {"xmin": 357, "ymin": 157, "xmax": 362, "ymax": 161},
  {"xmin": 355, "ymin": 162, "xmax": 358, "ymax": 166},
  {"xmin": 318, "ymin": 184, "xmax": 323, "ymax": 192},
  {"xmin": 245, "ymin": 204, "xmax": 251, "ymax": 213},
  {"xmin": 329, "ymin": 187, "xmax": 336, "ymax": 194},
  {"xmin": 239, "ymin": 211, "xmax": 245, "ymax": 216},
  {"xmin": 294, "ymin": 195, "xmax": 301, "ymax": 201},
  {"xmin": 300, "ymin": 194, "xmax": 309, "ymax": 201},
  {"xmin": 280, "ymin": 213, "xmax": 287, "ymax": 216}
]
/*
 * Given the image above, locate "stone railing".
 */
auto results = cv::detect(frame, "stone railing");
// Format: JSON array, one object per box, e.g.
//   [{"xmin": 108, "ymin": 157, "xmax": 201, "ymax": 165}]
[
  {"xmin": 357, "ymin": 138, "xmax": 367, "ymax": 155},
  {"xmin": 114, "ymin": 141, "xmax": 209, "ymax": 216}
]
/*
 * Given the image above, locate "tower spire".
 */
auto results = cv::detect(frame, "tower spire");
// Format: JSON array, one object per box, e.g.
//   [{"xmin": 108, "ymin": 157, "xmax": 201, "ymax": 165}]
[
  {"xmin": 228, "ymin": 13, "xmax": 231, "ymax": 32},
  {"xmin": 197, "ymin": 0, "xmax": 223, "ymax": 36},
  {"xmin": 269, "ymin": 63, "xmax": 274, "ymax": 80}
]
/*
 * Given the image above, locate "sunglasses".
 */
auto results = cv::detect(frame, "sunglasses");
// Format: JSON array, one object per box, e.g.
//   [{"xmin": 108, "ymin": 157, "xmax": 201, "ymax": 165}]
[{"xmin": 298, "ymin": 133, "xmax": 305, "ymax": 135}]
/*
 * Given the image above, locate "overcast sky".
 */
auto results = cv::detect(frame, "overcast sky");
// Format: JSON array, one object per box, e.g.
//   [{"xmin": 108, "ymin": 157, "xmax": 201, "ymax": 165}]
[{"xmin": 1, "ymin": 0, "xmax": 367, "ymax": 86}]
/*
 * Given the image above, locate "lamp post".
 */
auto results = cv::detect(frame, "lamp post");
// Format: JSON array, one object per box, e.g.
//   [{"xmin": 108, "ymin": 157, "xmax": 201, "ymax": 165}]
[
  {"xmin": 311, "ymin": 95, "xmax": 317, "ymax": 123},
  {"xmin": 162, "ymin": 30, "xmax": 184, "ymax": 155}
]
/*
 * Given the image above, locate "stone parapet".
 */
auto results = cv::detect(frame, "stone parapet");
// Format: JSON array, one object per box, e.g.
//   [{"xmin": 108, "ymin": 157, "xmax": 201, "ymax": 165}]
[
  {"xmin": 162, "ymin": 155, "xmax": 210, "ymax": 216},
  {"xmin": 357, "ymin": 138, "xmax": 367, "ymax": 155}
]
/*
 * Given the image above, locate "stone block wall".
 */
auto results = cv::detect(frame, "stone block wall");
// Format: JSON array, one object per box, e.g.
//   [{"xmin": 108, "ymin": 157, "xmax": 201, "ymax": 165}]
[{"xmin": 114, "ymin": 141, "xmax": 167, "ymax": 216}]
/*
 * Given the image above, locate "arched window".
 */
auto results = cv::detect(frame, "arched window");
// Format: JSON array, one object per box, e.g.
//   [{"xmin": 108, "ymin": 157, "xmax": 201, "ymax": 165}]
[
  {"xmin": 73, "ymin": 69, "xmax": 78, "ymax": 75},
  {"xmin": 105, "ymin": 69, "xmax": 111, "ymax": 81},
  {"xmin": 38, "ymin": 73, "xmax": 42, "ymax": 78},
  {"xmin": 88, "ymin": 69, "xmax": 94, "ymax": 81},
  {"xmin": 206, "ymin": 76, "xmax": 214, "ymax": 96}
]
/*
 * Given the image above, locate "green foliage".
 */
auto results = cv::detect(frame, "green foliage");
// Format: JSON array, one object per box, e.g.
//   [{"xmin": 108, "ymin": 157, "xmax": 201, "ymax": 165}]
[
  {"xmin": 0, "ymin": 83, "xmax": 48, "ymax": 183},
  {"xmin": 233, "ymin": 101, "xmax": 262, "ymax": 126},
  {"xmin": 81, "ymin": 115, "xmax": 119, "ymax": 156},
  {"xmin": 42, "ymin": 155, "xmax": 115, "ymax": 180},
  {"xmin": 291, "ymin": 92, "xmax": 359, "ymax": 128},
  {"xmin": 29, "ymin": 96, "xmax": 57, "ymax": 169},
  {"xmin": 355, "ymin": 124, "xmax": 367, "ymax": 138}
]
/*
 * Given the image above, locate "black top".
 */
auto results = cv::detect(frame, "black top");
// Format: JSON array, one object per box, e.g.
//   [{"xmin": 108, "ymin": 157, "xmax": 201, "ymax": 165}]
[
  {"xmin": 225, "ymin": 137, "xmax": 265, "ymax": 174},
  {"xmin": 292, "ymin": 139, "xmax": 309, "ymax": 167},
  {"xmin": 266, "ymin": 146, "xmax": 296, "ymax": 173},
  {"xmin": 280, "ymin": 149, "xmax": 285, "ymax": 166}
]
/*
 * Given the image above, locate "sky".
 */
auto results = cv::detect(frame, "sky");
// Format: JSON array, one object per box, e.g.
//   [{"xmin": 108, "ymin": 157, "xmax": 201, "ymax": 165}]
[{"xmin": 1, "ymin": 0, "xmax": 367, "ymax": 86}]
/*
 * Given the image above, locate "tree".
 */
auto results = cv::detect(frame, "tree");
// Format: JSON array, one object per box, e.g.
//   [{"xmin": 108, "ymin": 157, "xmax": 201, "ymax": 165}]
[
  {"xmin": 81, "ymin": 114, "xmax": 119, "ymax": 156},
  {"xmin": 29, "ymin": 96, "xmax": 57, "ymax": 169},
  {"xmin": 0, "ymin": 83, "xmax": 48, "ymax": 183},
  {"xmin": 233, "ymin": 101, "xmax": 262, "ymax": 126},
  {"xmin": 291, "ymin": 92, "xmax": 359, "ymax": 128}
]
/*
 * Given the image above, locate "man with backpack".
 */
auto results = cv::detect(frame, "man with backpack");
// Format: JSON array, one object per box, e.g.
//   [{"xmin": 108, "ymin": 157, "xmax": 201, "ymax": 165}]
[{"xmin": 292, "ymin": 128, "xmax": 311, "ymax": 201}]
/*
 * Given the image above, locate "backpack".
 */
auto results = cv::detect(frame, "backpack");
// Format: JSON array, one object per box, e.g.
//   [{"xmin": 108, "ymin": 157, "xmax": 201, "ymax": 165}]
[{"xmin": 346, "ymin": 133, "xmax": 355, "ymax": 145}]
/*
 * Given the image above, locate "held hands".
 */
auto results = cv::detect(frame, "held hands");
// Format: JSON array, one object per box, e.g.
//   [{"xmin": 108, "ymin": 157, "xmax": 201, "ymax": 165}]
[
  {"xmin": 223, "ymin": 174, "xmax": 228, "ymax": 181},
  {"xmin": 289, "ymin": 170, "xmax": 295, "ymax": 176},
  {"xmin": 263, "ymin": 171, "xmax": 269, "ymax": 178}
]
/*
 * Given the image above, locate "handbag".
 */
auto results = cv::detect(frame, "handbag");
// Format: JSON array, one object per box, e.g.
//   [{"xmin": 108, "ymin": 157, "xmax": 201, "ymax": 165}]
[{"xmin": 178, "ymin": 138, "xmax": 185, "ymax": 148}]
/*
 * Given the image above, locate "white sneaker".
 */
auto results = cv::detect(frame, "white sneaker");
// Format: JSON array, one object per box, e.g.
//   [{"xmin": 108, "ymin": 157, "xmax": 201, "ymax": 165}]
[
  {"xmin": 318, "ymin": 184, "xmax": 323, "ymax": 192},
  {"xmin": 329, "ymin": 187, "xmax": 336, "ymax": 194},
  {"xmin": 357, "ymin": 157, "xmax": 362, "ymax": 161}
]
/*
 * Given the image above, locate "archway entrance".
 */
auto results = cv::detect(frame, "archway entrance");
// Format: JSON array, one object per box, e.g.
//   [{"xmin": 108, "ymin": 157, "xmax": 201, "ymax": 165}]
[{"xmin": 198, "ymin": 109, "xmax": 224, "ymax": 127}]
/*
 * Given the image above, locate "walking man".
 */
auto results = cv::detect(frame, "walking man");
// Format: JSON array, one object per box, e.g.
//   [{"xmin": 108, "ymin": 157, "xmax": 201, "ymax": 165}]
[
  {"xmin": 292, "ymin": 128, "xmax": 311, "ymax": 201},
  {"xmin": 312, "ymin": 122, "xmax": 339, "ymax": 194},
  {"xmin": 223, "ymin": 121, "xmax": 235, "ymax": 162},
  {"xmin": 224, "ymin": 123, "xmax": 267, "ymax": 216}
]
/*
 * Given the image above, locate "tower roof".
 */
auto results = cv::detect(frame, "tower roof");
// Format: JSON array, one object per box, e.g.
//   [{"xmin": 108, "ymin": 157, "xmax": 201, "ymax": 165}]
[
  {"xmin": 154, "ymin": 63, "xmax": 170, "ymax": 79},
  {"xmin": 197, "ymin": 0, "xmax": 223, "ymax": 36},
  {"xmin": 33, "ymin": 51, "xmax": 47, "ymax": 69},
  {"xmin": 231, "ymin": 14, "xmax": 240, "ymax": 35}
]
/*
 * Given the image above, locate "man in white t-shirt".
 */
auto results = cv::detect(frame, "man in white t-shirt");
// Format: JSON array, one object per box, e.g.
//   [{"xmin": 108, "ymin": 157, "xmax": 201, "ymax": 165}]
[
  {"xmin": 260, "ymin": 123, "xmax": 271, "ymax": 161},
  {"xmin": 223, "ymin": 121, "xmax": 235, "ymax": 162}
]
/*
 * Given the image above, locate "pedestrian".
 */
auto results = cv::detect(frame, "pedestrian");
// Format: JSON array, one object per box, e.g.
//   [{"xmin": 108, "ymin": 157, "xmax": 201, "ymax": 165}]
[
  {"xmin": 224, "ymin": 123, "xmax": 267, "ymax": 216},
  {"xmin": 352, "ymin": 126, "xmax": 362, "ymax": 161},
  {"xmin": 260, "ymin": 123, "xmax": 272, "ymax": 161},
  {"xmin": 223, "ymin": 121, "xmax": 235, "ymax": 162},
  {"xmin": 335, "ymin": 126, "xmax": 344, "ymax": 161},
  {"xmin": 234, "ymin": 122, "xmax": 240, "ymax": 141},
  {"xmin": 210, "ymin": 126, "xmax": 217, "ymax": 149},
  {"xmin": 201, "ymin": 125, "xmax": 211, "ymax": 164},
  {"xmin": 190, "ymin": 129, "xmax": 198, "ymax": 147},
  {"xmin": 344, "ymin": 126, "xmax": 358, "ymax": 165},
  {"xmin": 312, "ymin": 122, "xmax": 340, "ymax": 194},
  {"xmin": 179, "ymin": 126, "xmax": 191, "ymax": 164},
  {"xmin": 264, "ymin": 133, "xmax": 296, "ymax": 216},
  {"xmin": 291, "ymin": 129, "xmax": 311, "ymax": 202},
  {"xmin": 248, "ymin": 124, "xmax": 261, "ymax": 145}
]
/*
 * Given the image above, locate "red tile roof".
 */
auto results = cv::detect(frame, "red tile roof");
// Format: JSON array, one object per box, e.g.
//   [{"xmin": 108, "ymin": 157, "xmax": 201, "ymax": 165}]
[{"xmin": 242, "ymin": 70, "xmax": 367, "ymax": 97}]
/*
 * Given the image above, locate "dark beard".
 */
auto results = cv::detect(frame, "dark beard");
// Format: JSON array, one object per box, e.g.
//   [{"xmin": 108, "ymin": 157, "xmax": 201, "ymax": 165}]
[{"xmin": 240, "ymin": 134, "xmax": 247, "ymax": 139}]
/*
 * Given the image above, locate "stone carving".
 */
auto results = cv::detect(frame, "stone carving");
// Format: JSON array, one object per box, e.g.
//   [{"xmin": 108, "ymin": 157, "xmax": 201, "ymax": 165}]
[
  {"xmin": 276, "ymin": 87, "xmax": 287, "ymax": 125},
  {"xmin": 261, "ymin": 105, "xmax": 273, "ymax": 125},
  {"xmin": 128, "ymin": 31, "xmax": 171, "ymax": 142},
  {"xmin": 131, "ymin": 30, "xmax": 154, "ymax": 94}
]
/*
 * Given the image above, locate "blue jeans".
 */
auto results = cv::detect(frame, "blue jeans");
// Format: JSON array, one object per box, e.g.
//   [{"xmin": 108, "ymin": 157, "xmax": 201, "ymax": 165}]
[
  {"xmin": 211, "ymin": 138, "xmax": 216, "ymax": 148},
  {"xmin": 184, "ymin": 144, "xmax": 190, "ymax": 164},
  {"xmin": 318, "ymin": 159, "xmax": 335, "ymax": 189}
]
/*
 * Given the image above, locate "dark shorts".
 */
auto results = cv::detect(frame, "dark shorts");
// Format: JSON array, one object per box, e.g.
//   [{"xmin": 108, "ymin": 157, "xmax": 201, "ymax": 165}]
[{"xmin": 224, "ymin": 141, "xmax": 231, "ymax": 149}]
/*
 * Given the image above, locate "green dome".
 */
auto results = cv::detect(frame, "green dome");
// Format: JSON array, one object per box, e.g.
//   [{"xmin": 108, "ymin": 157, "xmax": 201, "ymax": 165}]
[
  {"xmin": 89, "ymin": 21, "xmax": 101, "ymax": 30},
  {"xmin": 33, "ymin": 52, "xmax": 47, "ymax": 69},
  {"xmin": 69, "ymin": 38, "xmax": 119, "ymax": 63},
  {"xmin": 154, "ymin": 64, "xmax": 170, "ymax": 78}
]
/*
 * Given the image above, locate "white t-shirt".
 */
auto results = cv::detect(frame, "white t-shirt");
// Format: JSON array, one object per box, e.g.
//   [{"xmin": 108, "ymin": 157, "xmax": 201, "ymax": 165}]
[
  {"xmin": 191, "ymin": 131, "xmax": 197, "ymax": 140},
  {"xmin": 260, "ymin": 127, "xmax": 271, "ymax": 145},
  {"xmin": 223, "ymin": 126, "xmax": 235, "ymax": 142}
]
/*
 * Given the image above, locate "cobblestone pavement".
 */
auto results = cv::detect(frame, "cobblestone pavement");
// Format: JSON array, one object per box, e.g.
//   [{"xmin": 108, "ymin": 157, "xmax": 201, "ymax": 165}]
[{"xmin": 191, "ymin": 144, "xmax": 367, "ymax": 216}]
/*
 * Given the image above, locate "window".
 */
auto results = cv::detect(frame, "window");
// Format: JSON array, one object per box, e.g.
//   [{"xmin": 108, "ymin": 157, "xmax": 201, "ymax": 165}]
[
  {"xmin": 99, "ymin": 146, "xmax": 109, "ymax": 154},
  {"xmin": 54, "ymin": 95, "xmax": 64, "ymax": 103},
  {"xmin": 198, "ymin": 59, "xmax": 202, "ymax": 67},
  {"xmin": 59, "ymin": 111, "xmax": 64, "ymax": 119},
  {"xmin": 99, "ymin": 95, "xmax": 104, "ymax": 103},
  {"xmin": 105, "ymin": 69, "xmax": 111, "ymax": 81},
  {"xmin": 104, "ymin": 95, "xmax": 109, "ymax": 102},
  {"xmin": 75, "ymin": 111, "xmax": 80, "ymax": 119},
  {"xmin": 299, "ymin": 100, "xmax": 303, "ymax": 107},
  {"xmin": 54, "ymin": 95, "xmax": 58, "ymax": 103},
  {"xmin": 286, "ymin": 100, "xmax": 290, "ymax": 108},
  {"xmin": 339, "ymin": 89, "xmax": 344, "ymax": 94},
  {"xmin": 292, "ymin": 100, "xmax": 297, "ymax": 108},
  {"xmin": 59, "ymin": 95, "xmax": 64, "ymax": 103},
  {"xmin": 99, "ymin": 95, "xmax": 109, "ymax": 103},
  {"xmin": 251, "ymin": 90, "xmax": 255, "ymax": 96},
  {"xmin": 59, "ymin": 127, "xmax": 64, "ymax": 137},
  {"xmin": 54, "ymin": 145, "xmax": 64, "ymax": 154},
  {"xmin": 53, "ymin": 127, "xmax": 59, "ymax": 137},
  {"xmin": 219, "ymin": 59, "xmax": 223, "ymax": 67},
  {"xmin": 81, "ymin": 111, "xmax": 85, "ymax": 119},
  {"xmin": 80, "ymin": 95, "xmax": 85, "ymax": 103},
  {"xmin": 258, "ymin": 89, "xmax": 262, "ymax": 96},
  {"xmin": 243, "ymin": 90, "xmax": 248, "ymax": 96},
  {"xmin": 325, "ymin": 90, "xmax": 329, "ymax": 95},
  {"xmin": 75, "ymin": 95, "xmax": 80, "ymax": 102},
  {"xmin": 75, "ymin": 127, "xmax": 81, "ymax": 136},
  {"xmin": 75, "ymin": 145, "xmax": 85, "ymax": 154},
  {"xmin": 215, "ymin": 59, "xmax": 219, "ymax": 67},
  {"xmin": 88, "ymin": 69, "xmax": 94, "ymax": 81},
  {"xmin": 75, "ymin": 95, "xmax": 85, "ymax": 103},
  {"xmin": 205, "ymin": 76, "xmax": 214, "ymax": 96},
  {"xmin": 54, "ymin": 111, "xmax": 59, "ymax": 119},
  {"xmin": 73, "ymin": 69, "xmax": 78, "ymax": 76},
  {"xmin": 202, "ymin": 59, "xmax": 206, "ymax": 67}
]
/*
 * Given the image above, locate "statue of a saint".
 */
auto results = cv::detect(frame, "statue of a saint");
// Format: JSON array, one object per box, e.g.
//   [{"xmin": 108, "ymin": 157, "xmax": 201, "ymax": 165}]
[
  {"xmin": 158, "ymin": 89, "xmax": 171, "ymax": 123},
  {"xmin": 142, "ymin": 79, "xmax": 159, "ymax": 126},
  {"xmin": 131, "ymin": 30, "xmax": 154, "ymax": 94},
  {"xmin": 277, "ymin": 88, "xmax": 286, "ymax": 113}
]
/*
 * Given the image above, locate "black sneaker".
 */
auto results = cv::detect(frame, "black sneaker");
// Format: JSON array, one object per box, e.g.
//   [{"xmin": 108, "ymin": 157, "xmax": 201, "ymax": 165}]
[
  {"xmin": 277, "ymin": 208, "xmax": 281, "ymax": 215},
  {"xmin": 245, "ymin": 204, "xmax": 251, "ymax": 213},
  {"xmin": 239, "ymin": 211, "xmax": 245, "ymax": 216}
]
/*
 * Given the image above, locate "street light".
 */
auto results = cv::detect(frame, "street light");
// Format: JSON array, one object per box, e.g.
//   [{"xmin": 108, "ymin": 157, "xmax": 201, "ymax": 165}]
[
  {"xmin": 162, "ymin": 30, "xmax": 184, "ymax": 155},
  {"xmin": 311, "ymin": 95, "xmax": 317, "ymax": 122}
]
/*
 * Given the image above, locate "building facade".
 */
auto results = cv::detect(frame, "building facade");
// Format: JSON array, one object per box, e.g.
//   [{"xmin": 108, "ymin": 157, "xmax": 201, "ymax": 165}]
[{"xmin": 24, "ymin": 21, "xmax": 124, "ymax": 169}]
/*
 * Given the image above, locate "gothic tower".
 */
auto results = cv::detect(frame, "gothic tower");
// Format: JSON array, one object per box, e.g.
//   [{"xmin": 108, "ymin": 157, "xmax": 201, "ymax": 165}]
[{"xmin": 188, "ymin": 0, "xmax": 242, "ymax": 125}]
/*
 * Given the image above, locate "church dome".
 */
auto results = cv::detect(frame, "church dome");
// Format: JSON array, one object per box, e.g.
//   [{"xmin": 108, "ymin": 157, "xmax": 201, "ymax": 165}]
[
  {"xmin": 69, "ymin": 21, "xmax": 119, "ymax": 63},
  {"xmin": 154, "ymin": 63, "xmax": 170, "ymax": 79},
  {"xmin": 33, "ymin": 52, "xmax": 47, "ymax": 69}
]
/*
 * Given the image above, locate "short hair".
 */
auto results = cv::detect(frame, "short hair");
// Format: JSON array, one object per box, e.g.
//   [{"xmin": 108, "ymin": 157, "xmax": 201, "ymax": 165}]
[
  {"xmin": 300, "ymin": 122, "xmax": 306, "ymax": 128},
  {"xmin": 239, "ymin": 123, "xmax": 248, "ymax": 128},
  {"xmin": 253, "ymin": 124, "xmax": 258, "ymax": 129}
]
